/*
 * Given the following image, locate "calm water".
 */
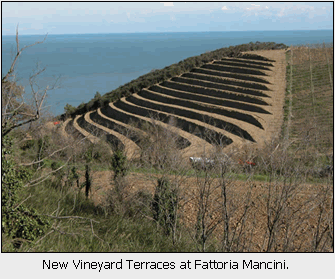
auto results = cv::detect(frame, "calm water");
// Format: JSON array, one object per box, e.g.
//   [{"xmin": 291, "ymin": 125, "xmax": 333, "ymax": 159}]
[{"xmin": 2, "ymin": 30, "xmax": 333, "ymax": 115}]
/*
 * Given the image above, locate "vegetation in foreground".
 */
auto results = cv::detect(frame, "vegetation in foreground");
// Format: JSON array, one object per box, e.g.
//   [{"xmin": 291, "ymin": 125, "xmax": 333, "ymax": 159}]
[
  {"xmin": 2, "ymin": 123, "xmax": 333, "ymax": 252},
  {"xmin": 2, "ymin": 31, "xmax": 333, "ymax": 252}
]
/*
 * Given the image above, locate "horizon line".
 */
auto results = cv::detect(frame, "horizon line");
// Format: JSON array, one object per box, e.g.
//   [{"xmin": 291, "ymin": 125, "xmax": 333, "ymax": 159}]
[{"xmin": 2, "ymin": 29, "xmax": 334, "ymax": 36}]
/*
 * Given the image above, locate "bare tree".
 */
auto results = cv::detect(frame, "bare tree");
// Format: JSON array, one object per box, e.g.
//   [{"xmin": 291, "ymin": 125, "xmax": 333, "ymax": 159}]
[{"xmin": 1, "ymin": 26, "xmax": 56, "ymax": 137}]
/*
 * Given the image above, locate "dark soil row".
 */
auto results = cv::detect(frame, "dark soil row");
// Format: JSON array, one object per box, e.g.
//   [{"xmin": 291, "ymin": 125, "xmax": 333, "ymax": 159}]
[
  {"xmin": 76, "ymin": 114, "xmax": 124, "ymax": 149},
  {"xmin": 171, "ymin": 76, "xmax": 270, "ymax": 98},
  {"xmin": 140, "ymin": 89, "xmax": 264, "ymax": 129},
  {"xmin": 214, "ymin": 60, "xmax": 272, "ymax": 71},
  {"xmin": 101, "ymin": 105, "xmax": 149, "ymax": 130},
  {"xmin": 65, "ymin": 119, "xmax": 86, "ymax": 140},
  {"xmin": 182, "ymin": 72, "xmax": 270, "ymax": 91},
  {"xmin": 100, "ymin": 105, "xmax": 191, "ymax": 149},
  {"xmin": 114, "ymin": 99, "xmax": 233, "ymax": 146},
  {"xmin": 160, "ymin": 81, "xmax": 269, "ymax": 106},
  {"xmin": 150, "ymin": 85, "xmax": 271, "ymax": 114},
  {"xmin": 220, "ymin": 57, "xmax": 274, "ymax": 67},
  {"xmin": 65, "ymin": 119, "xmax": 74, "ymax": 134},
  {"xmin": 202, "ymin": 64, "xmax": 268, "ymax": 76},
  {"xmin": 127, "ymin": 94, "xmax": 255, "ymax": 142},
  {"xmin": 239, "ymin": 53, "xmax": 275, "ymax": 62},
  {"xmin": 89, "ymin": 111, "xmax": 142, "ymax": 144},
  {"xmin": 191, "ymin": 68, "xmax": 271, "ymax": 84}
]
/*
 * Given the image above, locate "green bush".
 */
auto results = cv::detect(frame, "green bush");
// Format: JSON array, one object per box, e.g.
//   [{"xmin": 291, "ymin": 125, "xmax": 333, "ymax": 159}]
[
  {"xmin": 111, "ymin": 148, "xmax": 128, "ymax": 180},
  {"xmin": 2, "ymin": 136, "xmax": 50, "ymax": 248},
  {"xmin": 20, "ymin": 139, "xmax": 36, "ymax": 151},
  {"xmin": 152, "ymin": 177, "xmax": 178, "ymax": 236},
  {"xmin": 64, "ymin": 103, "xmax": 77, "ymax": 116}
]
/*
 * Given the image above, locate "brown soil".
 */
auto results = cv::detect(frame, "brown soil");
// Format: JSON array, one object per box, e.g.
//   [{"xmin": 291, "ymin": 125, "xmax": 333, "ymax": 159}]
[
  {"xmin": 97, "ymin": 108, "xmax": 148, "ymax": 140},
  {"xmin": 111, "ymin": 99, "xmax": 216, "ymax": 158},
  {"xmin": 84, "ymin": 111, "xmax": 141, "ymax": 159},
  {"xmin": 72, "ymin": 115, "xmax": 100, "ymax": 144},
  {"xmin": 87, "ymin": 170, "xmax": 331, "ymax": 252},
  {"xmin": 238, "ymin": 49, "xmax": 287, "ymax": 149}
]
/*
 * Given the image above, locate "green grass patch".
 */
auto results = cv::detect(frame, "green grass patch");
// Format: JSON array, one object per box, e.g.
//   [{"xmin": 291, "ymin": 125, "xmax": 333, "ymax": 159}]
[{"xmin": 10, "ymin": 179, "xmax": 196, "ymax": 252}]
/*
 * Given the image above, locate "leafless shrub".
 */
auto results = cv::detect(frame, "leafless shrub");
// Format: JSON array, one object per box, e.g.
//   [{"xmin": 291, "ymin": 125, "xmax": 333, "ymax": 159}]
[
  {"xmin": 136, "ymin": 114, "xmax": 186, "ymax": 170},
  {"xmin": 2, "ymin": 26, "xmax": 60, "ymax": 138}
]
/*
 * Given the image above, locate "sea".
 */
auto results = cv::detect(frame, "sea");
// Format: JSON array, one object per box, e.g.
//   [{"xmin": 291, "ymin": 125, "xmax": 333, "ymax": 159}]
[{"xmin": 2, "ymin": 30, "xmax": 333, "ymax": 116}]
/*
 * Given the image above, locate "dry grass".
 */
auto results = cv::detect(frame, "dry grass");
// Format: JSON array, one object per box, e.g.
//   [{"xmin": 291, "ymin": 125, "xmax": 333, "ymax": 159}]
[{"xmin": 285, "ymin": 44, "xmax": 333, "ymax": 154}]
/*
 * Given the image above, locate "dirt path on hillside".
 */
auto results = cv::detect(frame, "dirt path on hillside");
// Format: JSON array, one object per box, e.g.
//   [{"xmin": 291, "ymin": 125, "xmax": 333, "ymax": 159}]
[
  {"xmin": 97, "ymin": 108, "xmax": 148, "ymax": 140},
  {"xmin": 72, "ymin": 115, "xmax": 99, "ymax": 144},
  {"xmin": 59, "ymin": 118, "xmax": 72, "ymax": 139},
  {"xmin": 140, "ymin": 88, "xmax": 266, "ymax": 148},
  {"xmin": 85, "ymin": 111, "xmax": 141, "ymax": 159},
  {"xmin": 240, "ymin": 49, "xmax": 287, "ymax": 148}
]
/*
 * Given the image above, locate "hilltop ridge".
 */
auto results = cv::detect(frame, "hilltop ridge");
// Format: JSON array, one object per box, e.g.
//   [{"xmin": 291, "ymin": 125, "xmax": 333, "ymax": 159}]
[{"xmin": 62, "ymin": 42, "xmax": 289, "ymax": 157}]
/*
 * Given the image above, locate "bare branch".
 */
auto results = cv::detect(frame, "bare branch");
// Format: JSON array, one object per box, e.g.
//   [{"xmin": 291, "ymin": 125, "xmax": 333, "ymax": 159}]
[
  {"xmin": 45, "ymin": 215, "xmax": 100, "ymax": 223},
  {"xmin": 28, "ymin": 229, "xmax": 55, "ymax": 250},
  {"xmin": 2, "ymin": 116, "xmax": 39, "ymax": 137},
  {"xmin": 20, "ymin": 144, "xmax": 71, "ymax": 166},
  {"xmin": 13, "ymin": 194, "xmax": 32, "ymax": 210},
  {"xmin": 3, "ymin": 25, "xmax": 47, "ymax": 82},
  {"xmin": 23, "ymin": 156, "xmax": 72, "ymax": 187},
  {"xmin": 2, "ymin": 27, "xmax": 52, "ymax": 137}
]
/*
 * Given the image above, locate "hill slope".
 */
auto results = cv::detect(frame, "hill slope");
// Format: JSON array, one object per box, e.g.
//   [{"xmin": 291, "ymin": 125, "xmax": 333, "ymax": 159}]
[{"xmin": 64, "ymin": 45, "xmax": 288, "ymax": 158}]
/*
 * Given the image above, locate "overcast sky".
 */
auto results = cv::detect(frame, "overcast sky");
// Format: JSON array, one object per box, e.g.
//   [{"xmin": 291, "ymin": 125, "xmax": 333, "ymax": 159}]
[{"xmin": 2, "ymin": 1, "xmax": 333, "ymax": 35}]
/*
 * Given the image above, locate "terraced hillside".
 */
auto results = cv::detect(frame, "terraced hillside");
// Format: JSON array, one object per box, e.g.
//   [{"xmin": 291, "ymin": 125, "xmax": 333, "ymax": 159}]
[{"xmin": 65, "ymin": 49, "xmax": 287, "ymax": 158}]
